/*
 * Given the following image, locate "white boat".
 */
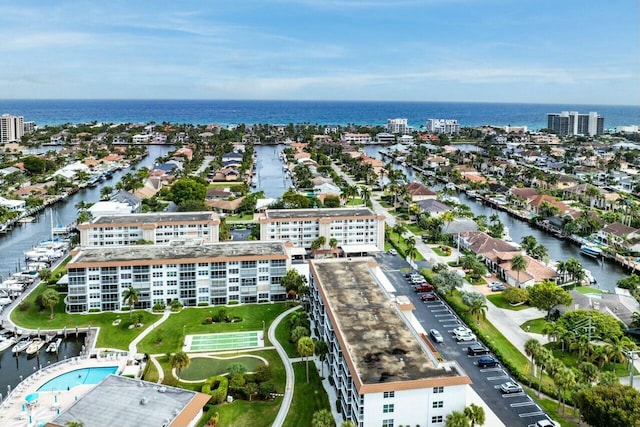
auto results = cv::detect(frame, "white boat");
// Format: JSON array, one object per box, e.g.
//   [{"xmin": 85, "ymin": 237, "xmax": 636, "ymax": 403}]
[
  {"xmin": 46, "ymin": 338, "xmax": 62, "ymax": 353},
  {"xmin": 25, "ymin": 338, "xmax": 45, "ymax": 356},
  {"xmin": 12, "ymin": 336, "xmax": 32, "ymax": 354},
  {"xmin": 0, "ymin": 335, "xmax": 16, "ymax": 352},
  {"xmin": 580, "ymin": 244, "xmax": 603, "ymax": 258}
]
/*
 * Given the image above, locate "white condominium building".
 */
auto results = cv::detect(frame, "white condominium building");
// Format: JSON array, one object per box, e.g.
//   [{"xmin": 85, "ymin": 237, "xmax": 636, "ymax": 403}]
[
  {"xmin": 77, "ymin": 212, "xmax": 220, "ymax": 247},
  {"xmin": 308, "ymin": 258, "xmax": 471, "ymax": 427},
  {"xmin": 386, "ymin": 118, "xmax": 409, "ymax": 134},
  {"xmin": 426, "ymin": 119, "xmax": 460, "ymax": 134},
  {"xmin": 342, "ymin": 133, "xmax": 373, "ymax": 144},
  {"xmin": 65, "ymin": 241, "xmax": 293, "ymax": 312},
  {"xmin": 0, "ymin": 114, "xmax": 24, "ymax": 143},
  {"xmin": 258, "ymin": 208, "xmax": 385, "ymax": 253}
]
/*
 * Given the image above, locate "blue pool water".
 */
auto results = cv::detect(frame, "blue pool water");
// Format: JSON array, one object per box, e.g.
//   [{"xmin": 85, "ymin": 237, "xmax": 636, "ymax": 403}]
[{"xmin": 37, "ymin": 367, "xmax": 118, "ymax": 392}]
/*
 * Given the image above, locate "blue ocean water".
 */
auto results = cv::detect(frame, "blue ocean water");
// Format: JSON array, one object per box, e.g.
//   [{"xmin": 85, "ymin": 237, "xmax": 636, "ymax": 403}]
[{"xmin": 0, "ymin": 99, "xmax": 637, "ymax": 130}]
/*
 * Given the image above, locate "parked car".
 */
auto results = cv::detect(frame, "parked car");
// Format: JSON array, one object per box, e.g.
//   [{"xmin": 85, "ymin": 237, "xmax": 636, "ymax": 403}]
[
  {"xmin": 388, "ymin": 249, "xmax": 397, "ymax": 255},
  {"xmin": 477, "ymin": 356, "xmax": 499, "ymax": 368},
  {"xmin": 467, "ymin": 343, "xmax": 489, "ymax": 356},
  {"xmin": 491, "ymin": 283, "xmax": 506, "ymax": 291},
  {"xmin": 414, "ymin": 284, "xmax": 434, "ymax": 293},
  {"xmin": 411, "ymin": 276, "xmax": 426, "ymax": 284},
  {"xmin": 532, "ymin": 419, "xmax": 560, "ymax": 427},
  {"xmin": 404, "ymin": 271, "xmax": 418, "ymax": 278},
  {"xmin": 500, "ymin": 381, "xmax": 523, "ymax": 394},
  {"xmin": 452, "ymin": 326, "xmax": 472, "ymax": 336},
  {"xmin": 429, "ymin": 329, "xmax": 443, "ymax": 343},
  {"xmin": 421, "ymin": 292, "xmax": 438, "ymax": 302},
  {"xmin": 455, "ymin": 331, "xmax": 477, "ymax": 342}
]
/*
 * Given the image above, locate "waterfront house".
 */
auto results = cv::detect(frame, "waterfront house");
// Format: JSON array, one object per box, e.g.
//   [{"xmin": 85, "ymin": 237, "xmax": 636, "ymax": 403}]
[
  {"xmin": 487, "ymin": 252, "xmax": 558, "ymax": 288},
  {"xmin": 0, "ymin": 196, "xmax": 25, "ymax": 211},
  {"xmin": 133, "ymin": 176, "xmax": 163, "ymax": 199},
  {"xmin": 205, "ymin": 196, "xmax": 244, "ymax": 214},
  {"xmin": 313, "ymin": 182, "xmax": 342, "ymax": 196},
  {"xmin": 210, "ymin": 167, "xmax": 240, "ymax": 181},
  {"xmin": 87, "ymin": 201, "xmax": 133, "ymax": 217},
  {"xmin": 424, "ymin": 155, "xmax": 450, "ymax": 170},
  {"xmin": 405, "ymin": 182, "xmax": 437, "ymax": 202},
  {"xmin": 206, "ymin": 187, "xmax": 234, "ymax": 200},
  {"xmin": 110, "ymin": 190, "xmax": 142, "ymax": 213},
  {"xmin": 222, "ymin": 151, "xmax": 243, "ymax": 163},
  {"xmin": 415, "ymin": 199, "xmax": 452, "ymax": 216},
  {"xmin": 597, "ymin": 222, "xmax": 640, "ymax": 252},
  {"xmin": 525, "ymin": 194, "xmax": 570, "ymax": 216}
]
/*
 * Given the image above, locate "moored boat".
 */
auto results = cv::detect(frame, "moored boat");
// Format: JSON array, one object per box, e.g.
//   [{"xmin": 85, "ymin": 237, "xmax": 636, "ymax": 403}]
[
  {"xmin": 46, "ymin": 337, "xmax": 62, "ymax": 353},
  {"xmin": 0, "ymin": 334, "xmax": 16, "ymax": 352},
  {"xmin": 25, "ymin": 337, "xmax": 45, "ymax": 356},
  {"xmin": 12, "ymin": 336, "xmax": 32, "ymax": 354},
  {"xmin": 580, "ymin": 244, "xmax": 603, "ymax": 258}
]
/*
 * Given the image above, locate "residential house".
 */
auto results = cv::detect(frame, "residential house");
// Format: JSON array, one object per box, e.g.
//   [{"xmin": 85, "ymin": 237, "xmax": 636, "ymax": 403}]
[
  {"xmin": 133, "ymin": 177, "xmax": 163, "ymax": 199},
  {"xmin": 487, "ymin": 252, "xmax": 558, "ymax": 288},
  {"xmin": 210, "ymin": 168, "xmax": 240, "ymax": 181},
  {"xmin": 415, "ymin": 199, "xmax": 452, "ymax": 216},
  {"xmin": 110, "ymin": 190, "xmax": 142, "ymax": 213},
  {"xmin": 597, "ymin": 222, "xmax": 640, "ymax": 252},
  {"xmin": 206, "ymin": 187, "xmax": 234, "ymax": 200},
  {"xmin": 526, "ymin": 194, "xmax": 570, "ymax": 216},
  {"xmin": 222, "ymin": 152, "xmax": 243, "ymax": 163},
  {"xmin": 0, "ymin": 196, "xmax": 25, "ymax": 211},
  {"xmin": 405, "ymin": 182, "xmax": 437, "ymax": 202},
  {"xmin": 424, "ymin": 155, "xmax": 449, "ymax": 170}
]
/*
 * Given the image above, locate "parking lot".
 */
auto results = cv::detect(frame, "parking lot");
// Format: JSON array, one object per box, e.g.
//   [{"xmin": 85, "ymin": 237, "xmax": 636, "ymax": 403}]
[{"xmin": 376, "ymin": 252, "xmax": 551, "ymax": 427}]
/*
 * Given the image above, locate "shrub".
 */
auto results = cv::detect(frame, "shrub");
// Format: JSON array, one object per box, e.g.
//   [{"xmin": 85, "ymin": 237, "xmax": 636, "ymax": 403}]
[
  {"xmin": 152, "ymin": 303, "xmax": 166, "ymax": 312},
  {"xmin": 204, "ymin": 317, "xmax": 213, "ymax": 324},
  {"xmin": 202, "ymin": 376, "xmax": 228, "ymax": 404},
  {"xmin": 18, "ymin": 301, "xmax": 31, "ymax": 311},
  {"xmin": 88, "ymin": 308, "xmax": 100, "ymax": 313},
  {"xmin": 212, "ymin": 308, "xmax": 229, "ymax": 323},
  {"xmin": 258, "ymin": 381, "xmax": 275, "ymax": 399},
  {"xmin": 503, "ymin": 287, "xmax": 529, "ymax": 304},
  {"xmin": 197, "ymin": 302, "xmax": 209, "ymax": 307},
  {"xmin": 254, "ymin": 364, "xmax": 272, "ymax": 383},
  {"xmin": 228, "ymin": 363, "xmax": 248, "ymax": 375}
]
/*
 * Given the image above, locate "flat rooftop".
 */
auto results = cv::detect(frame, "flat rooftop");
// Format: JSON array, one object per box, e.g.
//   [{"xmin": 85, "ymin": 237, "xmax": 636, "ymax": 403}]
[
  {"xmin": 311, "ymin": 258, "xmax": 460, "ymax": 385},
  {"xmin": 264, "ymin": 207, "xmax": 376, "ymax": 219},
  {"xmin": 49, "ymin": 375, "xmax": 209, "ymax": 427},
  {"xmin": 91, "ymin": 211, "xmax": 218, "ymax": 225},
  {"xmin": 71, "ymin": 241, "xmax": 287, "ymax": 264}
]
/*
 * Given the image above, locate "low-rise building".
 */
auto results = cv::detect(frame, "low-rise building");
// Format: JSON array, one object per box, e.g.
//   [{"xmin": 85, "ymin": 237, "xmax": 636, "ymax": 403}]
[
  {"xmin": 308, "ymin": 258, "xmax": 471, "ymax": 427},
  {"xmin": 426, "ymin": 119, "xmax": 460, "ymax": 134},
  {"xmin": 258, "ymin": 208, "xmax": 385, "ymax": 253},
  {"xmin": 341, "ymin": 133, "xmax": 373, "ymax": 144},
  {"xmin": 65, "ymin": 240, "xmax": 292, "ymax": 312},
  {"xmin": 78, "ymin": 211, "xmax": 220, "ymax": 247}
]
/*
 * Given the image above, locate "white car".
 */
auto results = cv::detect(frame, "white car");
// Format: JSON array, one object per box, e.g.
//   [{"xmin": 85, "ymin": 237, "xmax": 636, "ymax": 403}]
[
  {"xmin": 500, "ymin": 381, "xmax": 523, "ymax": 394},
  {"xmin": 388, "ymin": 249, "xmax": 398, "ymax": 255},
  {"xmin": 452, "ymin": 326, "xmax": 472, "ymax": 336},
  {"xmin": 532, "ymin": 420, "xmax": 560, "ymax": 427},
  {"xmin": 455, "ymin": 331, "xmax": 477, "ymax": 342},
  {"xmin": 429, "ymin": 329, "xmax": 444, "ymax": 343}
]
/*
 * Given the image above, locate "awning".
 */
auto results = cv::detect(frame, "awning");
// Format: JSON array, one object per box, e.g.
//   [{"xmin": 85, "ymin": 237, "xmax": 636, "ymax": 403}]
[
  {"xmin": 290, "ymin": 247, "xmax": 307, "ymax": 256},
  {"xmin": 341, "ymin": 244, "xmax": 381, "ymax": 254}
]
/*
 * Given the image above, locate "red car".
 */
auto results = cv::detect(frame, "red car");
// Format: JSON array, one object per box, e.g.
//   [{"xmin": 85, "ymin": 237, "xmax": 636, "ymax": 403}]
[
  {"xmin": 421, "ymin": 292, "xmax": 437, "ymax": 301},
  {"xmin": 413, "ymin": 284, "xmax": 434, "ymax": 293}
]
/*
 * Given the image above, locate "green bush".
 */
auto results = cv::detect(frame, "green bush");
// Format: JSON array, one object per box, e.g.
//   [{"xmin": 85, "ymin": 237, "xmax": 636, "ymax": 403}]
[
  {"xmin": 197, "ymin": 302, "xmax": 209, "ymax": 307},
  {"xmin": 88, "ymin": 308, "xmax": 100, "ymax": 313},
  {"xmin": 503, "ymin": 287, "xmax": 529, "ymax": 304},
  {"xmin": 202, "ymin": 375, "xmax": 228, "ymax": 404}
]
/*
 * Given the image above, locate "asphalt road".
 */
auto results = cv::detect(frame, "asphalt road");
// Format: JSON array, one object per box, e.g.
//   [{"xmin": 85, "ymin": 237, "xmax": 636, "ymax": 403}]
[{"xmin": 375, "ymin": 251, "xmax": 551, "ymax": 427}]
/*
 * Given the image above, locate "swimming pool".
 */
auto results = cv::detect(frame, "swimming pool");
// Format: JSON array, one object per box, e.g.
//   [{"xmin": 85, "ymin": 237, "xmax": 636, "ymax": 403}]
[{"xmin": 37, "ymin": 367, "xmax": 118, "ymax": 392}]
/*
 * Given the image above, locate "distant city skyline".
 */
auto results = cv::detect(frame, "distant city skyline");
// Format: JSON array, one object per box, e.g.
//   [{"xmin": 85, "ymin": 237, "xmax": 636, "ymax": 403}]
[{"xmin": 0, "ymin": 1, "xmax": 638, "ymax": 105}]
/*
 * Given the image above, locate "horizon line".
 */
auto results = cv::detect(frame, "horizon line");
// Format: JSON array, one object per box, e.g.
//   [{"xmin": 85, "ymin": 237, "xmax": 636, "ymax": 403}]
[{"xmin": 0, "ymin": 98, "xmax": 638, "ymax": 108}]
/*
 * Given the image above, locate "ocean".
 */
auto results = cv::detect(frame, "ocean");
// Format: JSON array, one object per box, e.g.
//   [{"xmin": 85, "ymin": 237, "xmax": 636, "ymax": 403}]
[{"xmin": 0, "ymin": 99, "xmax": 638, "ymax": 130}]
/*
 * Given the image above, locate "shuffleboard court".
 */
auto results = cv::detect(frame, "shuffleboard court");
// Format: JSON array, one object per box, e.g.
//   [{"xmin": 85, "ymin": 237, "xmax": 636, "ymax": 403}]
[{"xmin": 183, "ymin": 330, "xmax": 264, "ymax": 352}]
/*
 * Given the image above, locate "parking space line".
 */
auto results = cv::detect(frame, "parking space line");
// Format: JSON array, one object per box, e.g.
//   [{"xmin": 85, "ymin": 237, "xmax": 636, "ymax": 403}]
[
  {"xmin": 502, "ymin": 393, "xmax": 526, "ymax": 398},
  {"xmin": 456, "ymin": 340, "xmax": 476, "ymax": 344},
  {"xmin": 519, "ymin": 411, "xmax": 544, "ymax": 418},
  {"xmin": 442, "ymin": 323, "xmax": 460, "ymax": 328},
  {"xmin": 430, "ymin": 309, "xmax": 449, "ymax": 313},
  {"xmin": 434, "ymin": 314, "xmax": 452, "ymax": 317},
  {"xmin": 439, "ymin": 318, "xmax": 455, "ymax": 322},
  {"xmin": 487, "ymin": 375, "xmax": 510, "ymax": 381},
  {"xmin": 510, "ymin": 401, "xmax": 536, "ymax": 408},
  {"xmin": 479, "ymin": 367, "xmax": 502, "ymax": 372}
]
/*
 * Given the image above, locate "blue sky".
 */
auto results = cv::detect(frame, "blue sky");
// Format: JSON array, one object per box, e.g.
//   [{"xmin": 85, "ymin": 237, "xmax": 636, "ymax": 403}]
[{"xmin": 1, "ymin": 0, "xmax": 638, "ymax": 104}]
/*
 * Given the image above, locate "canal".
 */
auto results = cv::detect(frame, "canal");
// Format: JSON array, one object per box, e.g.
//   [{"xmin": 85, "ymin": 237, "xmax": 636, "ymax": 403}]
[
  {"xmin": 362, "ymin": 145, "xmax": 628, "ymax": 292},
  {"xmin": 253, "ymin": 144, "xmax": 292, "ymax": 198}
]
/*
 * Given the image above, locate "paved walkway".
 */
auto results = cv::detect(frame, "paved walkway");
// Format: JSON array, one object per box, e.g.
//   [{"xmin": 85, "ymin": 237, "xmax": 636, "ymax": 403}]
[
  {"xmin": 127, "ymin": 308, "xmax": 171, "ymax": 357},
  {"xmin": 270, "ymin": 305, "xmax": 302, "ymax": 427}
]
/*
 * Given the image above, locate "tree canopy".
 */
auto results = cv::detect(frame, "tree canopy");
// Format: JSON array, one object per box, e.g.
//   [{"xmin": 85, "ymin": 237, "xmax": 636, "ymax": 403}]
[
  {"xmin": 574, "ymin": 384, "xmax": 640, "ymax": 427},
  {"xmin": 527, "ymin": 280, "xmax": 572, "ymax": 319}
]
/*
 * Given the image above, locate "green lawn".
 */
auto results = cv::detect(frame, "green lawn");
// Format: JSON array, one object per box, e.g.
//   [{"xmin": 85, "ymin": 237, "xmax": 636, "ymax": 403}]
[
  {"xmin": 574, "ymin": 286, "xmax": 603, "ymax": 295},
  {"xmin": 431, "ymin": 246, "xmax": 452, "ymax": 257},
  {"xmin": 274, "ymin": 312, "xmax": 301, "ymax": 358},
  {"xmin": 486, "ymin": 293, "xmax": 531, "ymax": 311},
  {"xmin": 533, "ymin": 396, "xmax": 578, "ymax": 427},
  {"xmin": 549, "ymin": 346, "xmax": 635, "ymax": 377},
  {"xmin": 283, "ymin": 362, "xmax": 331, "ymax": 427},
  {"xmin": 226, "ymin": 213, "xmax": 256, "ymax": 221},
  {"xmin": 345, "ymin": 198, "xmax": 364, "ymax": 206},
  {"xmin": 520, "ymin": 318, "xmax": 549, "ymax": 334},
  {"xmin": 207, "ymin": 182, "xmax": 246, "ymax": 188},
  {"xmin": 406, "ymin": 223, "xmax": 426, "ymax": 235},
  {"xmin": 180, "ymin": 356, "xmax": 266, "ymax": 381},
  {"xmin": 138, "ymin": 303, "xmax": 290, "ymax": 354},
  {"xmin": 11, "ymin": 283, "xmax": 159, "ymax": 350},
  {"xmin": 386, "ymin": 230, "xmax": 424, "ymax": 261},
  {"xmin": 196, "ymin": 349, "xmax": 286, "ymax": 427}
]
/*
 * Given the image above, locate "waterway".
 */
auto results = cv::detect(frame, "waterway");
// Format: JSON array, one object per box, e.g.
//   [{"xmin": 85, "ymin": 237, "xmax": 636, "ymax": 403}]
[
  {"xmin": 0, "ymin": 145, "xmax": 174, "ymax": 280},
  {"xmin": 253, "ymin": 144, "xmax": 292, "ymax": 198},
  {"xmin": 361, "ymin": 144, "xmax": 628, "ymax": 292}
]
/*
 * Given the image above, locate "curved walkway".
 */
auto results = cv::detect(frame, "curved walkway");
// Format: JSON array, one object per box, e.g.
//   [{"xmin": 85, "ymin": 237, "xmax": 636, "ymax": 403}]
[
  {"xmin": 127, "ymin": 308, "xmax": 171, "ymax": 356},
  {"xmin": 270, "ymin": 304, "xmax": 302, "ymax": 427}
]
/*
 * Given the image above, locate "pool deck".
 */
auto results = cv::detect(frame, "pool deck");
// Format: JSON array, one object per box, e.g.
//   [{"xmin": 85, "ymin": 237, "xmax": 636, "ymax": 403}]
[{"xmin": 0, "ymin": 355, "xmax": 127, "ymax": 427}]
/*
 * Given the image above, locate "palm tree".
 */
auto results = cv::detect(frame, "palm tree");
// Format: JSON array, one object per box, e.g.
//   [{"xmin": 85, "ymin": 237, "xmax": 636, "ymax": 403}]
[
  {"xmin": 297, "ymin": 336, "xmax": 315, "ymax": 383},
  {"xmin": 311, "ymin": 409, "xmax": 335, "ymax": 427},
  {"xmin": 406, "ymin": 243, "xmax": 417, "ymax": 262},
  {"xmin": 41, "ymin": 288, "xmax": 60, "ymax": 320},
  {"xmin": 555, "ymin": 260, "xmax": 567, "ymax": 284},
  {"xmin": 524, "ymin": 338, "xmax": 541, "ymax": 385},
  {"xmin": 317, "ymin": 235, "xmax": 327, "ymax": 250},
  {"xmin": 359, "ymin": 186, "xmax": 371, "ymax": 205},
  {"xmin": 329, "ymin": 237, "xmax": 338, "ymax": 254},
  {"xmin": 464, "ymin": 403, "xmax": 485, "ymax": 427},
  {"xmin": 122, "ymin": 286, "xmax": 140, "ymax": 319},
  {"xmin": 468, "ymin": 298, "xmax": 488, "ymax": 322},
  {"xmin": 392, "ymin": 222, "xmax": 407, "ymax": 237},
  {"xmin": 510, "ymin": 254, "xmax": 527, "ymax": 286},
  {"xmin": 445, "ymin": 410, "xmax": 470, "ymax": 427},
  {"xmin": 314, "ymin": 339, "xmax": 329, "ymax": 377},
  {"xmin": 169, "ymin": 351, "xmax": 190, "ymax": 380},
  {"xmin": 534, "ymin": 347, "xmax": 552, "ymax": 396},
  {"xmin": 553, "ymin": 367, "xmax": 576, "ymax": 414},
  {"xmin": 521, "ymin": 235, "xmax": 538, "ymax": 254}
]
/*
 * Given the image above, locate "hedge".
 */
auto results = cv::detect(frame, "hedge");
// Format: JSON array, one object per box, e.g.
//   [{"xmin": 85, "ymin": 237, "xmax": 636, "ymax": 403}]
[{"xmin": 202, "ymin": 375, "xmax": 229, "ymax": 404}]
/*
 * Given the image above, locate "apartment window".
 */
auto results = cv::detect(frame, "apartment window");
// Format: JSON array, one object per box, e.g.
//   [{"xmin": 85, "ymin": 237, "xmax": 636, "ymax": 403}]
[
  {"xmin": 433, "ymin": 386, "xmax": 444, "ymax": 394},
  {"xmin": 431, "ymin": 416, "xmax": 443, "ymax": 423},
  {"xmin": 382, "ymin": 404, "xmax": 394, "ymax": 413},
  {"xmin": 382, "ymin": 420, "xmax": 394, "ymax": 427},
  {"xmin": 432, "ymin": 401, "xmax": 443, "ymax": 408},
  {"xmin": 383, "ymin": 391, "xmax": 395, "ymax": 398}
]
